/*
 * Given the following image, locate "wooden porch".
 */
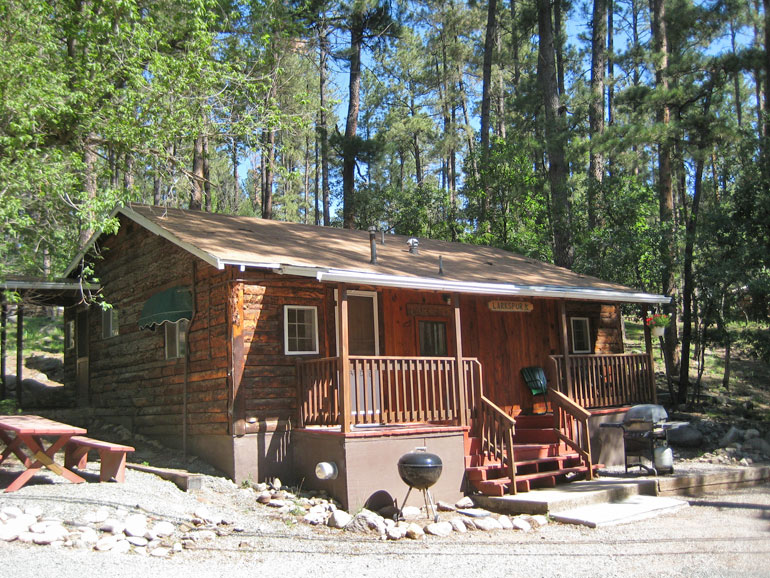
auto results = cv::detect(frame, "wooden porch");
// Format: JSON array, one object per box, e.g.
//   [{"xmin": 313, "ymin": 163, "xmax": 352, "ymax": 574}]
[
  {"xmin": 296, "ymin": 350, "xmax": 656, "ymax": 495},
  {"xmin": 295, "ymin": 284, "xmax": 660, "ymax": 495}
]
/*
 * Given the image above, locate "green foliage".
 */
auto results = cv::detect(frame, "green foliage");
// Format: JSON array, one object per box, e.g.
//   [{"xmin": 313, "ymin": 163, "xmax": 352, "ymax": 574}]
[
  {"xmin": 461, "ymin": 136, "xmax": 550, "ymax": 260},
  {"xmin": 574, "ymin": 176, "xmax": 660, "ymax": 291}
]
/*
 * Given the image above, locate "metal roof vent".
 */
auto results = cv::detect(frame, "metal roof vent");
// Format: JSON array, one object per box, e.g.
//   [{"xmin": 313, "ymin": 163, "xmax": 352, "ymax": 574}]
[
  {"xmin": 368, "ymin": 226, "xmax": 378, "ymax": 264},
  {"xmin": 407, "ymin": 238, "xmax": 419, "ymax": 254}
]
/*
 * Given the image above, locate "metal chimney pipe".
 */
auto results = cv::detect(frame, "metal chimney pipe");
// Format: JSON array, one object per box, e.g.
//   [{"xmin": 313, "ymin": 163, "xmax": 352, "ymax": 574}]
[{"xmin": 369, "ymin": 227, "xmax": 378, "ymax": 264}]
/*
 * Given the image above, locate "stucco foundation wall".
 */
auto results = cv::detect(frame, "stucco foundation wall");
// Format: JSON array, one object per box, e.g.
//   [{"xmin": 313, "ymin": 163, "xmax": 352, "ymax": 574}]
[
  {"xmin": 182, "ymin": 431, "xmax": 293, "ymax": 483},
  {"xmin": 589, "ymin": 409, "xmax": 629, "ymax": 467},
  {"xmin": 293, "ymin": 428, "xmax": 467, "ymax": 512}
]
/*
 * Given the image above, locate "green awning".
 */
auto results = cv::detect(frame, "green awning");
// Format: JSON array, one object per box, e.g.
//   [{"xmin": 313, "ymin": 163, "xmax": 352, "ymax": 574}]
[{"xmin": 138, "ymin": 286, "xmax": 193, "ymax": 330}]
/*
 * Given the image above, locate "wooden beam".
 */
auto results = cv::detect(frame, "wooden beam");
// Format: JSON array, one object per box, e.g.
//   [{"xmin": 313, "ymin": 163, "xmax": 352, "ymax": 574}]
[
  {"xmin": 16, "ymin": 304, "xmax": 23, "ymax": 407},
  {"xmin": 558, "ymin": 300, "xmax": 573, "ymax": 398},
  {"xmin": 452, "ymin": 293, "xmax": 468, "ymax": 426},
  {"xmin": 338, "ymin": 283, "xmax": 351, "ymax": 433}
]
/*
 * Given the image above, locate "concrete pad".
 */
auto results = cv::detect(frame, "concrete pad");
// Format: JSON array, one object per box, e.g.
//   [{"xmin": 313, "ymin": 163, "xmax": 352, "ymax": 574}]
[
  {"xmin": 473, "ymin": 479, "xmax": 643, "ymax": 515},
  {"xmin": 551, "ymin": 495, "xmax": 689, "ymax": 528}
]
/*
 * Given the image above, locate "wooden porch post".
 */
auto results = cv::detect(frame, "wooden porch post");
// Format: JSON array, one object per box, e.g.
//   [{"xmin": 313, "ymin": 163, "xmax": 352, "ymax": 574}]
[
  {"xmin": 558, "ymin": 300, "xmax": 573, "ymax": 398},
  {"xmin": 452, "ymin": 293, "xmax": 467, "ymax": 426},
  {"xmin": 641, "ymin": 304, "xmax": 657, "ymax": 404},
  {"xmin": 338, "ymin": 283, "xmax": 351, "ymax": 432},
  {"xmin": 16, "ymin": 303, "xmax": 23, "ymax": 407}
]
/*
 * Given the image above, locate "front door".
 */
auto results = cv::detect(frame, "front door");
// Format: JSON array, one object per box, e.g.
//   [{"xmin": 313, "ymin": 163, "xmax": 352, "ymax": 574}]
[
  {"xmin": 348, "ymin": 293, "xmax": 378, "ymax": 355},
  {"xmin": 337, "ymin": 291, "xmax": 379, "ymax": 416}
]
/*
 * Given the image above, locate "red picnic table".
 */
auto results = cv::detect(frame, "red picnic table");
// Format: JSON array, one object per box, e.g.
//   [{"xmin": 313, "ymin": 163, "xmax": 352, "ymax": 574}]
[{"xmin": 0, "ymin": 415, "xmax": 88, "ymax": 492}]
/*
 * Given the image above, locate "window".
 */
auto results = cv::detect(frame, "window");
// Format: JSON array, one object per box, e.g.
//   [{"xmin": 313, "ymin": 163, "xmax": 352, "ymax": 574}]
[
  {"xmin": 102, "ymin": 308, "xmax": 119, "ymax": 339},
  {"xmin": 570, "ymin": 317, "xmax": 591, "ymax": 353},
  {"xmin": 284, "ymin": 306, "xmax": 318, "ymax": 355},
  {"xmin": 419, "ymin": 320, "xmax": 448, "ymax": 357},
  {"xmin": 65, "ymin": 320, "xmax": 75, "ymax": 350},
  {"xmin": 165, "ymin": 319, "xmax": 189, "ymax": 359}
]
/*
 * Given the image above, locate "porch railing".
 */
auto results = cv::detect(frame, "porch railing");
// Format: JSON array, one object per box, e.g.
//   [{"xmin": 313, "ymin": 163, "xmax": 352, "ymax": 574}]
[
  {"xmin": 549, "ymin": 353, "xmax": 656, "ymax": 409},
  {"xmin": 477, "ymin": 395, "xmax": 517, "ymax": 493},
  {"xmin": 548, "ymin": 389, "xmax": 593, "ymax": 479},
  {"xmin": 297, "ymin": 356, "xmax": 482, "ymax": 428}
]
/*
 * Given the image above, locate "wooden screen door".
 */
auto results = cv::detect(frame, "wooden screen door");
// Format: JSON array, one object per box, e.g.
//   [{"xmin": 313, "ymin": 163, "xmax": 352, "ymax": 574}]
[{"xmin": 337, "ymin": 291, "xmax": 380, "ymax": 415}]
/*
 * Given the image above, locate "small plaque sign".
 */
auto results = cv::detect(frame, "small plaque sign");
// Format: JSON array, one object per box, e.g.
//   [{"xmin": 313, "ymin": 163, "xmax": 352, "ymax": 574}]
[
  {"xmin": 488, "ymin": 300, "xmax": 533, "ymax": 313},
  {"xmin": 406, "ymin": 304, "xmax": 452, "ymax": 317}
]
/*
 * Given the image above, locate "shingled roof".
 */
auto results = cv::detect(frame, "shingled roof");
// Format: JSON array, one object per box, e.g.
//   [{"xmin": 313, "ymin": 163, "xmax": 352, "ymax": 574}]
[{"xmin": 68, "ymin": 204, "xmax": 668, "ymax": 304}]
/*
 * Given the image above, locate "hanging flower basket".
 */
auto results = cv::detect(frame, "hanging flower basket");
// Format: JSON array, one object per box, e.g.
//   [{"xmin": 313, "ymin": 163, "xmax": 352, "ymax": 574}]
[{"xmin": 646, "ymin": 314, "xmax": 670, "ymax": 337}]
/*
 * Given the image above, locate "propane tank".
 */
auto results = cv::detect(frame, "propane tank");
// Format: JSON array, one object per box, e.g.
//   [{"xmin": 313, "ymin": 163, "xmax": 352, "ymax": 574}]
[{"xmin": 654, "ymin": 446, "xmax": 674, "ymax": 473}]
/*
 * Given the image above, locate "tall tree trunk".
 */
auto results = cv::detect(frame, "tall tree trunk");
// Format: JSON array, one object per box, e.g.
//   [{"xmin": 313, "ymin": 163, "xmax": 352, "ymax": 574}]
[
  {"xmin": 650, "ymin": 0, "xmax": 679, "ymax": 387},
  {"xmin": 304, "ymin": 131, "xmax": 311, "ymax": 225},
  {"xmin": 538, "ymin": 0, "xmax": 573, "ymax": 268},
  {"xmin": 511, "ymin": 0, "xmax": 521, "ymax": 88},
  {"xmin": 588, "ymin": 0, "xmax": 607, "ymax": 230},
  {"xmin": 495, "ymin": 16, "xmax": 506, "ymax": 140},
  {"xmin": 607, "ymin": 0, "xmax": 614, "ymax": 129},
  {"xmin": 479, "ymin": 0, "xmax": 498, "ymax": 225},
  {"xmin": 190, "ymin": 135, "xmax": 204, "ymax": 210},
  {"xmin": 231, "ymin": 139, "xmax": 239, "ymax": 213},
  {"xmin": 764, "ymin": 0, "xmax": 770, "ymax": 143},
  {"xmin": 318, "ymin": 25, "xmax": 331, "ymax": 226},
  {"xmin": 679, "ymin": 150, "xmax": 706, "ymax": 405},
  {"xmin": 123, "ymin": 153, "xmax": 134, "ymax": 194},
  {"xmin": 458, "ymin": 67, "xmax": 478, "ymax": 180},
  {"xmin": 262, "ymin": 129, "xmax": 275, "ymax": 219},
  {"xmin": 480, "ymin": 0, "xmax": 497, "ymax": 153},
  {"xmin": 752, "ymin": 0, "xmax": 764, "ymax": 136},
  {"xmin": 203, "ymin": 134, "xmax": 211, "ymax": 212},
  {"xmin": 730, "ymin": 22, "xmax": 743, "ymax": 128},
  {"xmin": 342, "ymin": 13, "xmax": 364, "ymax": 229},
  {"xmin": 554, "ymin": 0, "xmax": 565, "ymax": 96}
]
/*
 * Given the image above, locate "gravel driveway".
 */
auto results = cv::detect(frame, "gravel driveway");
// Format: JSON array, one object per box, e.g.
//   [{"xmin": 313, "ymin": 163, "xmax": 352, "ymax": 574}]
[{"xmin": 1, "ymin": 455, "xmax": 769, "ymax": 578}]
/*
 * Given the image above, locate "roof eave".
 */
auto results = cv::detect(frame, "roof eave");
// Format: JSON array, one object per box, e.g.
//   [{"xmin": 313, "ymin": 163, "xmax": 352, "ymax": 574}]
[
  {"xmin": 275, "ymin": 266, "xmax": 671, "ymax": 304},
  {"xmin": 64, "ymin": 205, "xmax": 225, "ymax": 278}
]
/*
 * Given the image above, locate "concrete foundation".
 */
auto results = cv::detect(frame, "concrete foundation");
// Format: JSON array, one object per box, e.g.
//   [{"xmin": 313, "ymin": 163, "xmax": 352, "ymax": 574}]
[{"xmin": 292, "ymin": 425, "xmax": 468, "ymax": 512}]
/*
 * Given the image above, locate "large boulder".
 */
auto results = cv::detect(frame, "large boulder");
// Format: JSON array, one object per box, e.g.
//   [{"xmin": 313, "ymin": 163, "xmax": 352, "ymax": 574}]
[
  {"xmin": 667, "ymin": 425, "xmax": 704, "ymax": 448},
  {"xmin": 719, "ymin": 426, "xmax": 744, "ymax": 447}
]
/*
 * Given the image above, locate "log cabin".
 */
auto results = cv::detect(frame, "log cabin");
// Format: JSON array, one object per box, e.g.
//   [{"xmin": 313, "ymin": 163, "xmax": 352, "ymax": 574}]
[{"xmin": 61, "ymin": 204, "xmax": 668, "ymax": 510}]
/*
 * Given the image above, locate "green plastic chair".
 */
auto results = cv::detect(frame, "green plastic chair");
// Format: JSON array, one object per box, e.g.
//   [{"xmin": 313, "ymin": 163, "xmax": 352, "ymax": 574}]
[{"xmin": 521, "ymin": 366, "xmax": 549, "ymax": 414}]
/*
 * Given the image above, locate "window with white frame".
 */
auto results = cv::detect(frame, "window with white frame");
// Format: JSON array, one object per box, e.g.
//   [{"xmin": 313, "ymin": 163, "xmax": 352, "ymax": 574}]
[
  {"xmin": 102, "ymin": 308, "xmax": 119, "ymax": 339},
  {"xmin": 570, "ymin": 317, "xmax": 591, "ymax": 353},
  {"xmin": 165, "ymin": 319, "xmax": 189, "ymax": 359},
  {"xmin": 284, "ymin": 305, "xmax": 318, "ymax": 355}
]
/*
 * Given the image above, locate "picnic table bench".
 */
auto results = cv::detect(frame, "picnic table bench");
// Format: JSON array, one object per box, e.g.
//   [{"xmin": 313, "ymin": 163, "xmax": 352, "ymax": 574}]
[{"xmin": 64, "ymin": 436, "xmax": 135, "ymax": 483}]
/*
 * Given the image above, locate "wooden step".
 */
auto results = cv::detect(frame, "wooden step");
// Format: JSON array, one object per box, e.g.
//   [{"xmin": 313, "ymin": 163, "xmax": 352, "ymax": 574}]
[
  {"xmin": 466, "ymin": 453, "xmax": 585, "ymax": 481},
  {"xmin": 513, "ymin": 428, "xmax": 559, "ymax": 444},
  {"xmin": 474, "ymin": 466, "xmax": 594, "ymax": 496},
  {"xmin": 513, "ymin": 414, "xmax": 554, "ymax": 429}
]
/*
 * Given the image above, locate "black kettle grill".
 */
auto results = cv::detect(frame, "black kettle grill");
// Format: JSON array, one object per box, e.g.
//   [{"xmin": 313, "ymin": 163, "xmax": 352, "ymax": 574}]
[{"xmin": 396, "ymin": 447, "xmax": 443, "ymax": 522}]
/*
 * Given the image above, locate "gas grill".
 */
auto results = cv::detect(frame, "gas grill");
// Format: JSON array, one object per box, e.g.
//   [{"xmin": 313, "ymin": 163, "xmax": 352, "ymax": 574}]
[{"xmin": 602, "ymin": 404, "xmax": 685, "ymax": 476}]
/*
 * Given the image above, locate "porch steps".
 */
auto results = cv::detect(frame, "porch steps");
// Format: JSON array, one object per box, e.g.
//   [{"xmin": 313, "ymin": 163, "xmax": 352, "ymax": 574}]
[{"xmin": 465, "ymin": 414, "xmax": 598, "ymax": 496}]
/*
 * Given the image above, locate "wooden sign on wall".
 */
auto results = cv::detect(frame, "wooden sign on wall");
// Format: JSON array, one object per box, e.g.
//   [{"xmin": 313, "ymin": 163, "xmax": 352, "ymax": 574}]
[
  {"xmin": 406, "ymin": 303, "xmax": 452, "ymax": 317},
  {"xmin": 488, "ymin": 300, "xmax": 533, "ymax": 313}
]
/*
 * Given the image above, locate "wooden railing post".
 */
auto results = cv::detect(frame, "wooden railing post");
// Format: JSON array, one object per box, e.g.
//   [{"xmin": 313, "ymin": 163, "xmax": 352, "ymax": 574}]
[
  {"xmin": 338, "ymin": 284, "xmax": 351, "ymax": 433},
  {"xmin": 558, "ymin": 300, "xmax": 573, "ymax": 399},
  {"xmin": 453, "ymin": 293, "xmax": 467, "ymax": 426}
]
